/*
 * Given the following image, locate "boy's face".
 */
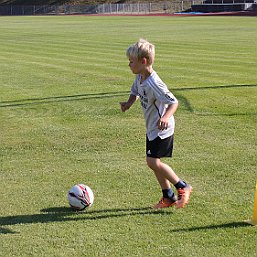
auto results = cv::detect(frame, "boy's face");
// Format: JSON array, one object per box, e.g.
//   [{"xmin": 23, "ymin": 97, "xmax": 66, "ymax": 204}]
[{"xmin": 128, "ymin": 56, "xmax": 145, "ymax": 74}]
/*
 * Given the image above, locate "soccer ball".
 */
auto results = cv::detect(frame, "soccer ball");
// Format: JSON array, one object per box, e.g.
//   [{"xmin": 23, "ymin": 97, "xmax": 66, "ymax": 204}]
[{"xmin": 67, "ymin": 184, "xmax": 94, "ymax": 210}]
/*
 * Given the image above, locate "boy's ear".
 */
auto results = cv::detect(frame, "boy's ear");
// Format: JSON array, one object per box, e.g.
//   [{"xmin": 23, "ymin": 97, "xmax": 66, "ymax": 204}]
[{"xmin": 142, "ymin": 58, "xmax": 147, "ymax": 65}]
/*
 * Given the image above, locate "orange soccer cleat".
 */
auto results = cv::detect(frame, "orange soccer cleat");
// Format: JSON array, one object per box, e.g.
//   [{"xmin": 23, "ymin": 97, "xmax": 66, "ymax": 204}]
[
  {"xmin": 153, "ymin": 197, "xmax": 177, "ymax": 209},
  {"xmin": 176, "ymin": 185, "xmax": 192, "ymax": 209}
]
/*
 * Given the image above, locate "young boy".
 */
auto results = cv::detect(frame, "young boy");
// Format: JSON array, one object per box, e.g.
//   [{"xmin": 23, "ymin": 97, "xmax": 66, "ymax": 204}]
[{"xmin": 120, "ymin": 39, "xmax": 192, "ymax": 209}]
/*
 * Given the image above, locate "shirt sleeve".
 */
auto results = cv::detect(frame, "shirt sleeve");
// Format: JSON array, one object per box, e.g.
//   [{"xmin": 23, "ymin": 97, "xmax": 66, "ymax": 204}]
[
  {"xmin": 159, "ymin": 89, "xmax": 178, "ymax": 105},
  {"xmin": 151, "ymin": 79, "xmax": 178, "ymax": 105}
]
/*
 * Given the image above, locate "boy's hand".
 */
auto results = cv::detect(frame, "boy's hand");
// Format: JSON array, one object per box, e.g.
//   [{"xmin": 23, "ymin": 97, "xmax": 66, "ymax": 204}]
[
  {"xmin": 157, "ymin": 103, "xmax": 178, "ymax": 130},
  {"xmin": 120, "ymin": 95, "xmax": 138, "ymax": 112},
  {"xmin": 158, "ymin": 117, "xmax": 169, "ymax": 130},
  {"xmin": 120, "ymin": 102, "xmax": 130, "ymax": 112}
]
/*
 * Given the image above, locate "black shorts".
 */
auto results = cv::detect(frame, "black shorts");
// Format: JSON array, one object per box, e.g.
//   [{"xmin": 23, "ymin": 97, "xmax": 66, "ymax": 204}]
[{"xmin": 146, "ymin": 135, "xmax": 174, "ymax": 158}]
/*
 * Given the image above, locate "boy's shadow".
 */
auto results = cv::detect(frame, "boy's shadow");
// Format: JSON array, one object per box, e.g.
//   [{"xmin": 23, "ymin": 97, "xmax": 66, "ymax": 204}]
[
  {"xmin": 0, "ymin": 206, "xmax": 251, "ymax": 234},
  {"xmin": 41, "ymin": 206, "xmax": 164, "ymax": 221},
  {"xmin": 0, "ymin": 206, "xmax": 167, "ymax": 234}
]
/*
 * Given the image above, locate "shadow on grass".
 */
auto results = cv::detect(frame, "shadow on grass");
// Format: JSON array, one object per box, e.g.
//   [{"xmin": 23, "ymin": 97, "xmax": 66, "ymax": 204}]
[
  {"xmin": 0, "ymin": 84, "xmax": 256, "ymax": 116},
  {"xmin": 0, "ymin": 227, "xmax": 18, "ymax": 234},
  {"xmin": 0, "ymin": 91, "xmax": 131, "ymax": 108},
  {"xmin": 1, "ymin": 206, "xmax": 253, "ymax": 234},
  {"xmin": 175, "ymin": 84, "xmax": 257, "ymax": 116},
  {"xmin": 1, "ymin": 84, "xmax": 256, "ymax": 111},
  {"xmin": 175, "ymin": 84, "xmax": 257, "ymax": 115},
  {"xmin": 170, "ymin": 221, "xmax": 251, "ymax": 232},
  {"xmin": 0, "ymin": 206, "xmax": 169, "ymax": 234},
  {"xmin": 175, "ymin": 84, "xmax": 257, "ymax": 92}
]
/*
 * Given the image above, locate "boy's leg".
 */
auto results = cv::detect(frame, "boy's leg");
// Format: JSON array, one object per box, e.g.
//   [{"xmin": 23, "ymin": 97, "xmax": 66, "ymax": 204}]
[
  {"xmin": 146, "ymin": 157, "xmax": 179, "ymax": 186},
  {"xmin": 147, "ymin": 157, "xmax": 177, "ymax": 209},
  {"xmin": 146, "ymin": 136, "xmax": 192, "ymax": 209},
  {"xmin": 147, "ymin": 156, "xmax": 192, "ymax": 209}
]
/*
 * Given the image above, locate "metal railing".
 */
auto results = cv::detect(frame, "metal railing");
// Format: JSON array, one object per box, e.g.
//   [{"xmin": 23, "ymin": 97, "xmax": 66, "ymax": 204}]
[
  {"xmin": 200, "ymin": 0, "xmax": 255, "ymax": 4},
  {"xmin": 0, "ymin": 1, "xmax": 197, "ymax": 16},
  {"xmin": 0, "ymin": 0, "xmax": 255, "ymax": 15}
]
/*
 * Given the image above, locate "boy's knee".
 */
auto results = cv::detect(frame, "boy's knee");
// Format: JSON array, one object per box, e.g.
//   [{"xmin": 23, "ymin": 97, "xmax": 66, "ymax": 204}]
[{"xmin": 146, "ymin": 157, "xmax": 160, "ymax": 170}]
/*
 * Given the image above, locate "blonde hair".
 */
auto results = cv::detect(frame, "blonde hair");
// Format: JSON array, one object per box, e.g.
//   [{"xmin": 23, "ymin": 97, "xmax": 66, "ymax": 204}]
[{"xmin": 126, "ymin": 39, "xmax": 155, "ymax": 65}]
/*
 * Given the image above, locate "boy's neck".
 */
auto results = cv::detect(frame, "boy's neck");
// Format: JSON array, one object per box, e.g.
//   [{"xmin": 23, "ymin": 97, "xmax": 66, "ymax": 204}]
[{"xmin": 140, "ymin": 66, "xmax": 153, "ymax": 83}]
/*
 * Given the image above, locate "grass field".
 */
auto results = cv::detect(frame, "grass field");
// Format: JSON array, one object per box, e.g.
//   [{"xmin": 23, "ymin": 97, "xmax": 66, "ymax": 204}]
[{"xmin": 0, "ymin": 15, "xmax": 257, "ymax": 257}]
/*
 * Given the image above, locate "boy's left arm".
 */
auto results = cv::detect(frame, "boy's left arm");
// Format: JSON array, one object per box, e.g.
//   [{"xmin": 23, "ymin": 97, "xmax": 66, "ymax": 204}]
[{"xmin": 158, "ymin": 102, "xmax": 178, "ymax": 131}]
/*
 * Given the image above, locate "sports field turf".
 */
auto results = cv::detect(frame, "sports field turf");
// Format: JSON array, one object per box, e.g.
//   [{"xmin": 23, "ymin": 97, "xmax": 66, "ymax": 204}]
[{"xmin": 0, "ymin": 15, "xmax": 257, "ymax": 257}]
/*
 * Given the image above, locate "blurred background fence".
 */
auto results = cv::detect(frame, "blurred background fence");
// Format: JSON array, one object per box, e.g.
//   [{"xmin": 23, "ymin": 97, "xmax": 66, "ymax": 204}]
[{"xmin": 0, "ymin": 1, "xmax": 198, "ymax": 15}]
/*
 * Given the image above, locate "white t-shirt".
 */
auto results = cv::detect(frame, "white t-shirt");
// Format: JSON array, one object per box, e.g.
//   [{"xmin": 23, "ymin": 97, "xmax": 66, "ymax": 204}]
[{"xmin": 130, "ymin": 70, "xmax": 178, "ymax": 141}]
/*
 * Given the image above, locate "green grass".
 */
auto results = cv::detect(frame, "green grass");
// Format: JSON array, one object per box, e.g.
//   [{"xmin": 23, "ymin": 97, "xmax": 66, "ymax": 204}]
[{"xmin": 0, "ymin": 15, "xmax": 257, "ymax": 257}]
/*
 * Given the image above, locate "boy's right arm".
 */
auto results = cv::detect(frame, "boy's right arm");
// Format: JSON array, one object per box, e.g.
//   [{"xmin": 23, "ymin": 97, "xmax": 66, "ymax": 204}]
[{"xmin": 120, "ymin": 94, "xmax": 138, "ymax": 112}]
